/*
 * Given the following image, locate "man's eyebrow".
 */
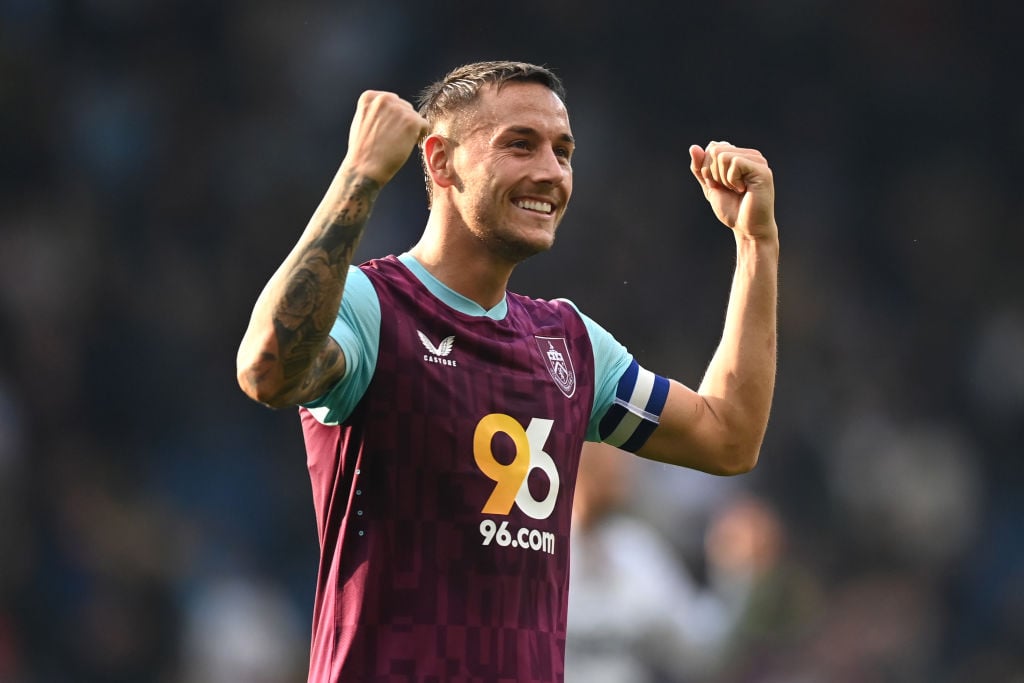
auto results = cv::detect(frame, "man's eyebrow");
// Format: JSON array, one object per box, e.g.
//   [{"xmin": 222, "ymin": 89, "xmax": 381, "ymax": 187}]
[{"xmin": 504, "ymin": 126, "xmax": 575, "ymax": 145}]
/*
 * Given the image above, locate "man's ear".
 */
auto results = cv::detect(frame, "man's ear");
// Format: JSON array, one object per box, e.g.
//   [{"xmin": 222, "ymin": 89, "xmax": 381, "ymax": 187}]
[{"xmin": 423, "ymin": 134, "xmax": 458, "ymax": 191}]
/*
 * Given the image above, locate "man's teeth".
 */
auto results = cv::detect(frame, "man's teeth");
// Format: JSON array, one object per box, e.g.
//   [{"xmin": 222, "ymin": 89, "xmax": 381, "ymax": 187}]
[{"xmin": 515, "ymin": 199, "xmax": 553, "ymax": 214}]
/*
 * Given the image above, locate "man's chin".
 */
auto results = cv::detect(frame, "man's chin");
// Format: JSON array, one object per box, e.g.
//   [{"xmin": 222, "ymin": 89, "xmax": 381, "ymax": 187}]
[{"xmin": 494, "ymin": 231, "xmax": 556, "ymax": 263}]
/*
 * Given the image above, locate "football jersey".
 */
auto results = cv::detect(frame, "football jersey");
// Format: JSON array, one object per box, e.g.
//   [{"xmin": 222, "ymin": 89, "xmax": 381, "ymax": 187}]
[{"xmin": 301, "ymin": 255, "xmax": 595, "ymax": 682}]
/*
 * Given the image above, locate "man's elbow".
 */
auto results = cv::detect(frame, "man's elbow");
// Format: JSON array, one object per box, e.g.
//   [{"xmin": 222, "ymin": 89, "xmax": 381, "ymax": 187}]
[
  {"xmin": 236, "ymin": 360, "xmax": 291, "ymax": 410},
  {"xmin": 641, "ymin": 435, "xmax": 761, "ymax": 475},
  {"xmin": 705, "ymin": 407, "xmax": 770, "ymax": 475},
  {"xmin": 713, "ymin": 422, "xmax": 769, "ymax": 475},
  {"xmin": 711, "ymin": 444, "xmax": 761, "ymax": 476}
]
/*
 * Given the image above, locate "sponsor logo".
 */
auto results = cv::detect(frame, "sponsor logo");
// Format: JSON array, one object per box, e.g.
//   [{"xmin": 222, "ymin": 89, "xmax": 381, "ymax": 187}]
[
  {"xmin": 474, "ymin": 415, "xmax": 559, "ymax": 519},
  {"xmin": 534, "ymin": 336, "xmax": 576, "ymax": 398},
  {"xmin": 418, "ymin": 330, "xmax": 457, "ymax": 367},
  {"xmin": 480, "ymin": 519, "xmax": 555, "ymax": 555},
  {"xmin": 474, "ymin": 414, "xmax": 561, "ymax": 555}
]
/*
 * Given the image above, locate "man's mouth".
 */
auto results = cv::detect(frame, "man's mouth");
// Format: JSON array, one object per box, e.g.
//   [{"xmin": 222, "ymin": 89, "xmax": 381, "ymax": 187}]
[{"xmin": 513, "ymin": 198, "xmax": 554, "ymax": 215}]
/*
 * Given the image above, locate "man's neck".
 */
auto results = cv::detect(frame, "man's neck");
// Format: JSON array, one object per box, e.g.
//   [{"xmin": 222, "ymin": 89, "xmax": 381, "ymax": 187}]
[{"xmin": 409, "ymin": 215, "xmax": 516, "ymax": 310}]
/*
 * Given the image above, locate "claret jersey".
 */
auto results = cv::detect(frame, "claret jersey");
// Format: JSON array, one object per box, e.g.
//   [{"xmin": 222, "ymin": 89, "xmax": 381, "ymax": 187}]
[{"xmin": 299, "ymin": 254, "xmax": 668, "ymax": 683}]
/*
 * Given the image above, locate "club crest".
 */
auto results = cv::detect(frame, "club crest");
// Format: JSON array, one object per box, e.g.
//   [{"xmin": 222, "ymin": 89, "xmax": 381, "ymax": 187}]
[{"xmin": 535, "ymin": 336, "xmax": 576, "ymax": 398}]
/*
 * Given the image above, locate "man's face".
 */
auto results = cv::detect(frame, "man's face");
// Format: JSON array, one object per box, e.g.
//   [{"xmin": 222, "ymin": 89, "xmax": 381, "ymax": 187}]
[{"xmin": 446, "ymin": 81, "xmax": 574, "ymax": 262}]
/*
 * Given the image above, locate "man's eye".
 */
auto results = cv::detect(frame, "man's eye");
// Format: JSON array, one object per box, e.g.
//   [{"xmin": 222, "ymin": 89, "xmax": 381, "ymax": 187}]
[
  {"xmin": 509, "ymin": 140, "xmax": 529, "ymax": 149},
  {"xmin": 555, "ymin": 147, "xmax": 571, "ymax": 158}
]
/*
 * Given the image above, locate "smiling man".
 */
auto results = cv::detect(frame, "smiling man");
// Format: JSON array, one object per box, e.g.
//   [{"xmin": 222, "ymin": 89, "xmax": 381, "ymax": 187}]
[{"xmin": 236, "ymin": 60, "xmax": 779, "ymax": 683}]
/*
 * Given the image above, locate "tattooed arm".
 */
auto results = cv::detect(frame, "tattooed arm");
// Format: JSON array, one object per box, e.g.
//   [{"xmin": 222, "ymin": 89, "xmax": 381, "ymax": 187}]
[
  {"xmin": 237, "ymin": 91, "xmax": 428, "ymax": 408},
  {"xmin": 235, "ymin": 171, "xmax": 377, "ymax": 407}
]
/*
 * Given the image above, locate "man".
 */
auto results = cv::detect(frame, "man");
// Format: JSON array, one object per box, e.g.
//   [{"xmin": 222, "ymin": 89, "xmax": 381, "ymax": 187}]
[{"xmin": 237, "ymin": 60, "xmax": 777, "ymax": 683}]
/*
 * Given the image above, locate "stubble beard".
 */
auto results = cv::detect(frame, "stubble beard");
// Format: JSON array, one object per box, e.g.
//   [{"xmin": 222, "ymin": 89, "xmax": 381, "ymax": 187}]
[
  {"xmin": 459, "ymin": 181, "xmax": 565, "ymax": 264},
  {"xmin": 471, "ymin": 212, "xmax": 559, "ymax": 264}
]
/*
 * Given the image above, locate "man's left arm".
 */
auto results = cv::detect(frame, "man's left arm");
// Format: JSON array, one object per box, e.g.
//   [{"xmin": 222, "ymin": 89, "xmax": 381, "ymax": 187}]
[{"xmin": 637, "ymin": 142, "xmax": 778, "ymax": 475}]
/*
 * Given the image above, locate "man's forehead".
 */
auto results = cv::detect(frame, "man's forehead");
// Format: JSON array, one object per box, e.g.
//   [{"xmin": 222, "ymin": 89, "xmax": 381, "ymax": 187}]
[{"xmin": 452, "ymin": 81, "xmax": 571, "ymax": 137}]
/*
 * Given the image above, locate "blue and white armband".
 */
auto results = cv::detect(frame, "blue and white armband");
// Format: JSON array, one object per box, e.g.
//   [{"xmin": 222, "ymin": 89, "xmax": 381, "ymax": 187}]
[{"xmin": 597, "ymin": 359, "xmax": 670, "ymax": 452}]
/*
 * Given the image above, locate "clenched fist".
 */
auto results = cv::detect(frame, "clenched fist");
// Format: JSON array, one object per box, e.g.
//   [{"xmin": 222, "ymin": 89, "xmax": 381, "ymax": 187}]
[
  {"xmin": 343, "ymin": 90, "xmax": 430, "ymax": 186},
  {"xmin": 689, "ymin": 141, "xmax": 777, "ymax": 241}
]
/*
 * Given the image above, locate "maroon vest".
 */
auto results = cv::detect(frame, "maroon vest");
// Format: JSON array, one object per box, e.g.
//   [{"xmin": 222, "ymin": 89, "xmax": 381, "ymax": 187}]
[{"xmin": 300, "ymin": 256, "xmax": 596, "ymax": 682}]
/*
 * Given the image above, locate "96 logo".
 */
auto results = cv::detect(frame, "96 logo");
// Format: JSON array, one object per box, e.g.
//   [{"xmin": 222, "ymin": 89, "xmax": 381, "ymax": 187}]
[{"xmin": 473, "ymin": 414, "xmax": 560, "ymax": 555}]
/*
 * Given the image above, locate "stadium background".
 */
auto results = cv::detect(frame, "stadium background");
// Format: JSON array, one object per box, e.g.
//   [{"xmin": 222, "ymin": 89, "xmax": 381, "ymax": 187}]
[{"xmin": 1, "ymin": 0, "xmax": 1022, "ymax": 680}]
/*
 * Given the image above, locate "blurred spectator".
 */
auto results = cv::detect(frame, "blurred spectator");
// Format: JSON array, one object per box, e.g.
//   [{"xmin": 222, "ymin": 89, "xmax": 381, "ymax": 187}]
[
  {"xmin": 180, "ymin": 575, "xmax": 307, "ymax": 683},
  {"xmin": 827, "ymin": 415, "xmax": 984, "ymax": 574},
  {"xmin": 567, "ymin": 442, "xmax": 744, "ymax": 682},
  {"xmin": 704, "ymin": 494, "xmax": 822, "ymax": 666}
]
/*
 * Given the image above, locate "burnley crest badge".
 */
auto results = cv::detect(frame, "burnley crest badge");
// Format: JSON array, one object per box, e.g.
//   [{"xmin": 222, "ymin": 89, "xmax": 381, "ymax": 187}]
[{"xmin": 535, "ymin": 336, "xmax": 576, "ymax": 398}]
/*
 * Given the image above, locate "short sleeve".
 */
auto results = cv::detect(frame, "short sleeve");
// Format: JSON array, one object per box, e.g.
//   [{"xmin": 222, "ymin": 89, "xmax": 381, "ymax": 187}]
[
  {"xmin": 555, "ymin": 300, "xmax": 633, "ymax": 441},
  {"xmin": 561, "ymin": 300, "xmax": 670, "ymax": 452},
  {"xmin": 302, "ymin": 266, "xmax": 381, "ymax": 425}
]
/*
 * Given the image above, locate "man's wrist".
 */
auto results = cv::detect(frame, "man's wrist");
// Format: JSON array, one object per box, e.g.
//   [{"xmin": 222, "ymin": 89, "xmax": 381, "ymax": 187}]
[{"xmin": 735, "ymin": 225, "xmax": 780, "ymax": 253}]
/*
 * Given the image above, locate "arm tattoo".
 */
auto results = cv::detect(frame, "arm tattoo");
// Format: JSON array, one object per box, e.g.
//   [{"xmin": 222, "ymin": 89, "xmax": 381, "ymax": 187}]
[{"xmin": 267, "ymin": 172, "xmax": 380, "ymax": 400}]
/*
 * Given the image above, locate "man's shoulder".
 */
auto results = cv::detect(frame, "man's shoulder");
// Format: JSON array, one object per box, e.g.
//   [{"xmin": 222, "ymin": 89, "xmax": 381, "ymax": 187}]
[
  {"xmin": 354, "ymin": 254, "xmax": 419, "ymax": 295},
  {"xmin": 357, "ymin": 253, "xmax": 402, "ymax": 275},
  {"xmin": 507, "ymin": 290, "xmax": 581, "ymax": 315}
]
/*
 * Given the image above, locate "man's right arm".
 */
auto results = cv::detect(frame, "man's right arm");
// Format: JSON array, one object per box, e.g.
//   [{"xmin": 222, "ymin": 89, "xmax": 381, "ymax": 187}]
[{"xmin": 236, "ymin": 91, "xmax": 428, "ymax": 408}]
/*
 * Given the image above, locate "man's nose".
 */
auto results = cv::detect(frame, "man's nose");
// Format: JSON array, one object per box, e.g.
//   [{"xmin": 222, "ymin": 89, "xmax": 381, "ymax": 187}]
[{"xmin": 530, "ymin": 146, "xmax": 569, "ymax": 185}]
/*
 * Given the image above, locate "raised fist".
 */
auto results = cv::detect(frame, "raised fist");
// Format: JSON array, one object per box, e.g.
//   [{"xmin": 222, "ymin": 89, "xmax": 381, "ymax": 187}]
[{"xmin": 344, "ymin": 90, "xmax": 430, "ymax": 185}]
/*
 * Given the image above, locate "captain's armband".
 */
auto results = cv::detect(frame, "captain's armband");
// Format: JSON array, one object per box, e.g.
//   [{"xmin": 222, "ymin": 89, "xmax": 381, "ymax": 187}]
[{"xmin": 597, "ymin": 360, "xmax": 670, "ymax": 453}]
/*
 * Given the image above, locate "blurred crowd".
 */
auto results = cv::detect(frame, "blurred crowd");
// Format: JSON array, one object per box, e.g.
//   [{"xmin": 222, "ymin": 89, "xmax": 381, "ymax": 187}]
[{"xmin": 1, "ymin": 0, "xmax": 1022, "ymax": 681}]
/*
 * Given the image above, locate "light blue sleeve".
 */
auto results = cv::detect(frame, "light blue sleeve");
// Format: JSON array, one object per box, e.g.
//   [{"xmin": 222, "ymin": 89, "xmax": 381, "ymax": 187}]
[
  {"xmin": 301, "ymin": 267, "xmax": 380, "ymax": 425},
  {"xmin": 558, "ymin": 300, "xmax": 634, "ymax": 441}
]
